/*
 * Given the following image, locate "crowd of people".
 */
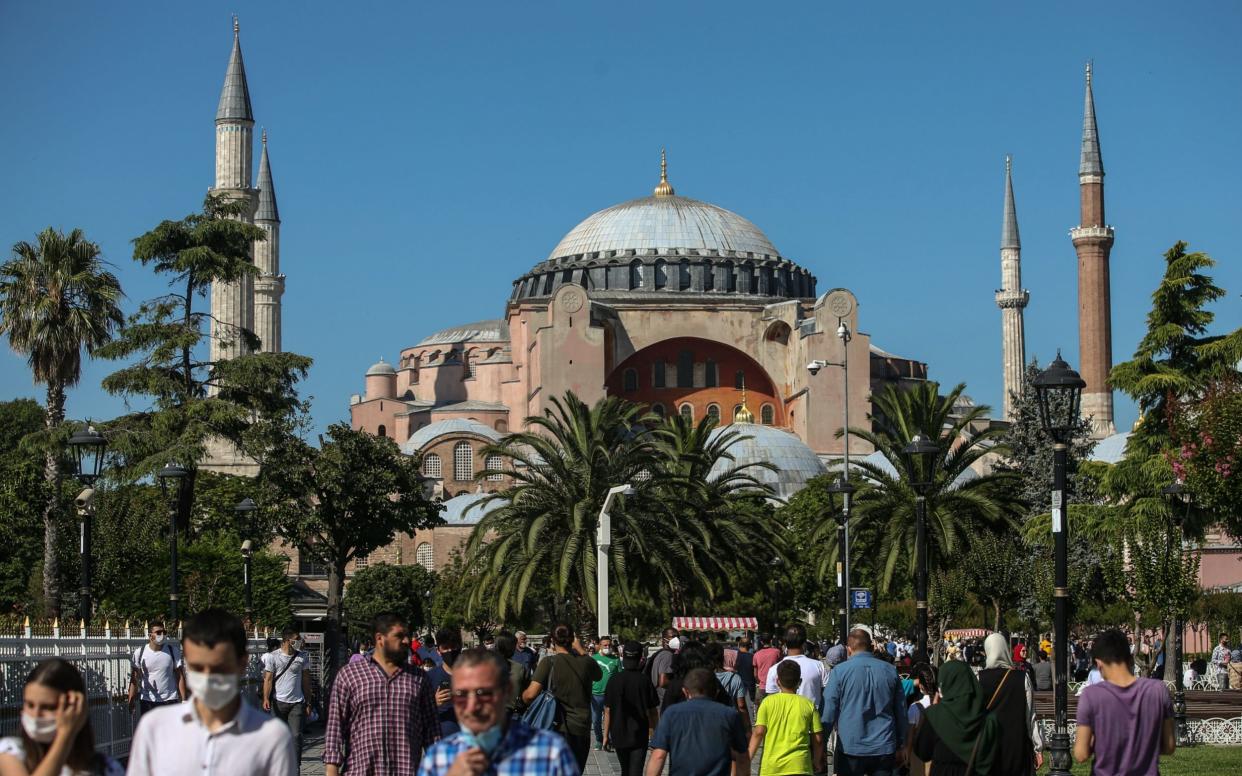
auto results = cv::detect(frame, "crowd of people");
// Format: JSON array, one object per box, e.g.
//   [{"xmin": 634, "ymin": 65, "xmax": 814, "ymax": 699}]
[{"xmin": 0, "ymin": 609, "xmax": 1217, "ymax": 776}]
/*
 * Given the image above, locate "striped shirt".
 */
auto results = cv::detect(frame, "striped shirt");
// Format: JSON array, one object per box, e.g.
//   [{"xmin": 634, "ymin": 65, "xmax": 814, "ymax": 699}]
[
  {"xmin": 416, "ymin": 721, "xmax": 577, "ymax": 776},
  {"xmin": 322, "ymin": 656, "xmax": 439, "ymax": 773}
]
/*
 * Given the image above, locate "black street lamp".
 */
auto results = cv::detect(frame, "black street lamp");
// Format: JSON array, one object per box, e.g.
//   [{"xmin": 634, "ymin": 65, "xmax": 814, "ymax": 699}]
[
  {"xmin": 1162, "ymin": 481, "xmax": 1192, "ymax": 744},
  {"xmin": 68, "ymin": 425, "xmax": 106, "ymax": 626},
  {"xmin": 1032, "ymin": 352, "xmax": 1086, "ymax": 776},
  {"xmin": 826, "ymin": 476, "xmax": 857, "ymax": 645},
  {"xmin": 235, "ymin": 497, "xmax": 258, "ymax": 626},
  {"xmin": 157, "ymin": 463, "xmax": 190, "ymax": 622},
  {"xmin": 902, "ymin": 432, "xmax": 938, "ymax": 659}
]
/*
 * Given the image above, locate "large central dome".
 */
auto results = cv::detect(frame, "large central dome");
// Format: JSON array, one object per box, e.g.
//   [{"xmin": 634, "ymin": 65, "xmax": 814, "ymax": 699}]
[{"xmin": 546, "ymin": 194, "xmax": 780, "ymax": 261}]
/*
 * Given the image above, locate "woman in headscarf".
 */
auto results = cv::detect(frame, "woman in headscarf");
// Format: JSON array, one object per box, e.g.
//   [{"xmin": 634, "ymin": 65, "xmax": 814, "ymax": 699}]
[
  {"xmin": 977, "ymin": 633, "xmax": 1043, "ymax": 775},
  {"xmin": 914, "ymin": 660, "xmax": 999, "ymax": 775}
]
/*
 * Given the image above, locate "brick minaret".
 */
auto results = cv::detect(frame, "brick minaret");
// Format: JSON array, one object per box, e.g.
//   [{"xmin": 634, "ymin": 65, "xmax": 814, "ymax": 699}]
[
  {"xmin": 253, "ymin": 130, "xmax": 284, "ymax": 353},
  {"xmin": 209, "ymin": 16, "xmax": 257, "ymax": 370},
  {"xmin": 1071, "ymin": 62, "xmax": 1116, "ymax": 439},
  {"xmin": 995, "ymin": 156, "xmax": 1028, "ymax": 420}
]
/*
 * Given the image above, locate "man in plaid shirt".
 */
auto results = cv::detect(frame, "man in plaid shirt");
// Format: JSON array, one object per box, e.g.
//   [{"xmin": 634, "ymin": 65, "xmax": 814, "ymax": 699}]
[
  {"xmin": 324, "ymin": 613, "xmax": 439, "ymax": 775},
  {"xmin": 418, "ymin": 648, "xmax": 577, "ymax": 776}
]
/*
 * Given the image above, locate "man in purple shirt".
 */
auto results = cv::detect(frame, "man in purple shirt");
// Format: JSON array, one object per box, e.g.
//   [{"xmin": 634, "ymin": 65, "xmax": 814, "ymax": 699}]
[
  {"xmin": 1074, "ymin": 629, "xmax": 1175, "ymax": 776},
  {"xmin": 323, "ymin": 613, "xmax": 439, "ymax": 775}
]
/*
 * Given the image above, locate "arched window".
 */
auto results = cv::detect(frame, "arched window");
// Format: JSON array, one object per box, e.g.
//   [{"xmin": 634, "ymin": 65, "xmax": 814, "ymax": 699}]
[
  {"xmin": 485, "ymin": 453, "xmax": 503, "ymax": 481},
  {"xmin": 679, "ymin": 259, "xmax": 691, "ymax": 290},
  {"xmin": 422, "ymin": 453, "xmax": 442, "ymax": 479},
  {"xmin": 735, "ymin": 370, "xmax": 746, "ymax": 389},
  {"xmin": 623, "ymin": 368, "xmax": 638, "ymax": 392},
  {"xmin": 653, "ymin": 259, "xmax": 668, "ymax": 290},
  {"xmin": 377, "ymin": 424, "xmax": 387, "ymax": 438},
  {"xmin": 707, "ymin": 404, "xmax": 721, "ymax": 422},
  {"xmin": 462, "ymin": 349, "xmax": 473, "ymax": 378},
  {"xmin": 653, "ymin": 361, "xmax": 666, "ymax": 389},
  {"xmin": 705, "ymin": 360, "xmax": 718, "ymax": 387},
  {"xmin": 761, "ymin": 404, "xmax": 775, "ymax": 425},
  {"xmin": 494, "ymin": 419, "xmax": 508, "ymax": 433},
  {"xmin": 453, "ymin": 442, "xmax": 473, "ymax": 481},
  {"xmin": 679, "ymin": 403, "xmax": 693, "ymax": 421},
  {"xmin": 416, "ymin": 542, "xmax": 434, "ymax": 571},
  {"xmin": 629, "ymin": 260, "xmax": 643, "ymax": 290},
  {"xmin": 651, "ymin": 403, "xmax": 666, "ymax": 419},
  {"xmin": 354, "ymin": 554, "xmax": 369, "ymax": 570}
]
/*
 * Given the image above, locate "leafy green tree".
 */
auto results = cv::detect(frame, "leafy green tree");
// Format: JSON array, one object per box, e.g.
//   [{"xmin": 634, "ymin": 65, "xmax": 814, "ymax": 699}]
[
  {"xmin": 929, "ymin": 566, "xmax": 970, "ymax": 659},
  {"xmin": 264, "ymin": 423, "xmax": 442, "ymax": 680},
  {"xmin": 0, "ymin": 399, "xmax": 48, "ymax": 612},
  {"xmin": 96, "ymin": 195, "xmax": 312, "ymax": 535},
  {"xmin": 964, "ymin": 530, "xmax": 1031, "ymax": 631},
  {"xmin": 834, "ymin": 381, "xmax": 1024, "ymax": 594},
  {"xmin": 343, "ymin": 563, "xmax": 435, "ymax": 643},
  {"xmin": 0, "ymin": 228, "xmax": 123, "ymax": 616},
  {"xmin": 431, "ymin": 549, "xmax": 503, "ymax": 637},
  {"xmin": 1169, "ymin": 378, "xmax": 1242, "ymax": 530}
]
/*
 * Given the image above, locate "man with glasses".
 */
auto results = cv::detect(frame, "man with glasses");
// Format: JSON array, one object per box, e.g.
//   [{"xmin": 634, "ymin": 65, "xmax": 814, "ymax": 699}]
[
  {"xmin": 323, "ymin": 613, "xmax": 439, "ymax": 776},
  {"xmin": 128, "ymin": 621, "xmax": 186, "ymax": 716},
  {"xmin": 418, "ymin": 648, "xmax": 578, "ymax": 775}
]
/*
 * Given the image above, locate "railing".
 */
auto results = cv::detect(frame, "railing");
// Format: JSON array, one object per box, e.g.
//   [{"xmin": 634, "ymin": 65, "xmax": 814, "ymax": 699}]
[
  {"xmin": 1037, "ymin": 717, "xmax": 1242, "ymax": 746},
  {"xmin": 0, "ymin": 620, "xmax": 272, "ymax": 760}
]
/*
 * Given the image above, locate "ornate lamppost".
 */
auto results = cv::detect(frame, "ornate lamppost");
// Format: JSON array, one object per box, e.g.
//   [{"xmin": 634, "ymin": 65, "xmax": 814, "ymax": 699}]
[
  {"xmin": 902, "ymin": 433, "xmax": 938, "ymax": 658},
  {"xmin": 826, "ymin": 477, "xmax": 856, "ymax": 645},
  {"xmin": 157, "ymin": 463, "xmax": 190, "ymax": 622},
  {"xmin": 1161, "ymin": 481, "xmax": 1192, "ymax": 744},
  {"xmin": 235, "ymin": 497, "xmax": 258, "ymax": 626},
  {"xmin": 1032, "ymin": 352, "xmax": 1086, "ymax": 776},
  {"xmin": 68, "ymin": 425, "xmax": 106, "ymax": 625}
]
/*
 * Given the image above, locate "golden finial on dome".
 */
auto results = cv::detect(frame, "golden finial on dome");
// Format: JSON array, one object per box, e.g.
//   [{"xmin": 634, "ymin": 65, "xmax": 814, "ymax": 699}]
[
  {"xmin": 734, "ymin": 377, "xmax": 754, "ymax": 424},
  {"xmin": 653, "ymin": 148, "xmax": 675, "ymax": 198}
]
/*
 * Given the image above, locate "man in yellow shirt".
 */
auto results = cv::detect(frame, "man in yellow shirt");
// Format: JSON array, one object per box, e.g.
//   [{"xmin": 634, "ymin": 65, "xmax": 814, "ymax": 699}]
[{"xmin": 749, "ymin": 660, "xmax": 824, "ymax": 775}]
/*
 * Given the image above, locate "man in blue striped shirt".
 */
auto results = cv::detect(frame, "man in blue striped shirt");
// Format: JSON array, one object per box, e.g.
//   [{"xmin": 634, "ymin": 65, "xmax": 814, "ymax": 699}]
[
  {"xmin": 418, "ymin": 648, "xmax": 577, "ymax": 776},
  {"xmin": 821, "ymin": 629, "xmax": 908, "ymax": 776}
]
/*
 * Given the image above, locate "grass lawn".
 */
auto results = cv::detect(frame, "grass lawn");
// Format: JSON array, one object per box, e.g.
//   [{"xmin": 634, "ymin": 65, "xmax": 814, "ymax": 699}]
[{"xmin": 1038, "ymin": 746, "xmax": 1242, "ymax": 773}]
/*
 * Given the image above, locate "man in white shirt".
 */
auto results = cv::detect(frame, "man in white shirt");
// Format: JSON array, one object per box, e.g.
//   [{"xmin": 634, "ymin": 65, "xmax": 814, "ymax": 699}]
[
  {"xmin": 129, "ymin": 608, "xmax": 296, "ymax": 776},
  {"xmin": 263, "ymin": 626, "xmax": 314, "ymax": 769},
  {"xmin": 764, "ymin": 623, "xmax": 827, "ymax": 709},
  {"xmin": 128, "ymin": 620, "xmax": 186, "ymax": 714}
]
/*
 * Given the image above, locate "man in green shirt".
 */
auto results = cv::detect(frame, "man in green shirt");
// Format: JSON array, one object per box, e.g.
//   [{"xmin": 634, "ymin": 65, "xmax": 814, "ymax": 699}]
[
  {"xmin": 749, "ymin": 660, "xmax": 824, "ymax": 775},
  {"xmin": 591, "ymin": 636, "xmax": 621, "ymax": 750}
]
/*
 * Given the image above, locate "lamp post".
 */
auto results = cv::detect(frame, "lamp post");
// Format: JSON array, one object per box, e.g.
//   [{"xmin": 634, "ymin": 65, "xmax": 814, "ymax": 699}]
[
  {"xmin": 68, "ymin": 425, "xmax": 106, "ymax": 626},
  {"xmin": 902, "ymin": 433, "xmax": 938, "ymax": 659},
  {"xmin": 1032, "ymin": 352, "xmax": 1086, "ymax": 776},
  {"xmin": 596, "ymin": 484, "xmax": 635, "ymax": 640},
  {"xmin": 826, "ymin": 477, "xmax": 856, "ymax": 645},
  {"xmin": 157, "ymin": 463, "xmax": 190, "ymax": 622},
  {"xmin": 1161, "ymin": 481, "xmax": 1191, "ymax": 744},
  {"xmin": 235, "ymin": 497, "xmax": 258, "ymax": 627}
]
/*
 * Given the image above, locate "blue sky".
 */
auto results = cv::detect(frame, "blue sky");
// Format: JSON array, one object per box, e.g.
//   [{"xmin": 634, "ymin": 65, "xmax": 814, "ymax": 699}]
[{"xmin": 2, "ymin": 1, "xmax": 1239, "ymax": 438}]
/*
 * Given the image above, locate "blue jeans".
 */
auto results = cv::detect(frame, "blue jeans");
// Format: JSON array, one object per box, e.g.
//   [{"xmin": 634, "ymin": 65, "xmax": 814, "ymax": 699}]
[{"xmin": 591, "ymin": 693, "xmax": 606, "ymax": 743}]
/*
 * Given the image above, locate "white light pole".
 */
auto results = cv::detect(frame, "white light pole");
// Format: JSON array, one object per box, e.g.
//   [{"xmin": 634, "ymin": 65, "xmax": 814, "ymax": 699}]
[{"xmin": 597, "ymin": 484, "xmax": 635, "ymax": 639}]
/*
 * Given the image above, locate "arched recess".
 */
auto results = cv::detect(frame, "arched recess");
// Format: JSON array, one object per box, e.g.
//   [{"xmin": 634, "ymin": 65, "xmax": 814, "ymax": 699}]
[{"xmin": 764, "ymin": 320, "xmax": 792, "ymax": 346}]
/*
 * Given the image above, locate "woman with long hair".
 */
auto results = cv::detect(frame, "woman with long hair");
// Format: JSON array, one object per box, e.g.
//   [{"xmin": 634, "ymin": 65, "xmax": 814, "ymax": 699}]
[{"xmin": 0, "ymin": 658, "xmax": 123, "ymax": 776}]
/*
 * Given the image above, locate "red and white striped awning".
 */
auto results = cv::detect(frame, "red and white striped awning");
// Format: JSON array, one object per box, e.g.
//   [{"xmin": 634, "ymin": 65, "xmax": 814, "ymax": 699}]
[
  {"xmin": 944, "ymin": 629, "xmax": 991, "ymax": 639},
  {"xmin": 673, "ymin": 616, "xmax": 758, "ymax": 631}
]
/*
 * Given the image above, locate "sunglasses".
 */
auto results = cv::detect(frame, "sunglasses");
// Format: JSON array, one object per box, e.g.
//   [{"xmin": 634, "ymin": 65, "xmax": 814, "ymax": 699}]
[{"xmin": 451, "ymin": 688, "xmax": 500, "ymax": 704}]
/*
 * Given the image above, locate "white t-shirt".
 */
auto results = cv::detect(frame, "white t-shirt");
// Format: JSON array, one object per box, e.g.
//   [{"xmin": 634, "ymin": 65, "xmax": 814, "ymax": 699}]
[
  {"xmin": 261, "ymin": 649, "xmax": 308, "ymax": 703},
  {"xmin": 764, "ymin": 654, "xmax": 827, "ymax": 705},
  {"xmin": 132, "ymin": 642, "xmax": 183, "ymax": 702},
  {"xmin": 0, "ymin": 736, "xmax": 124, "ymax": 776},
  {"xmin": 128, "ymin": 699, "xmax": 295, "ymax": 776}
]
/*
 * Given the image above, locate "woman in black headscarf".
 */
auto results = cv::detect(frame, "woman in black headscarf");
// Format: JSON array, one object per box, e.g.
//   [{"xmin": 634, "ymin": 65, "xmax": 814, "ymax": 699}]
[{"xmin": 913, "ymin": 660, "xmax": 1000, "ymax": 775}]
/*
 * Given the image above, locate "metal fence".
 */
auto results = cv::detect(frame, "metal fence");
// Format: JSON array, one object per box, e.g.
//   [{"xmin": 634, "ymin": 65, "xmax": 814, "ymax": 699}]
[{"xmin": 0, "ymin": 621, "xmax": 273, "ymax": 760}]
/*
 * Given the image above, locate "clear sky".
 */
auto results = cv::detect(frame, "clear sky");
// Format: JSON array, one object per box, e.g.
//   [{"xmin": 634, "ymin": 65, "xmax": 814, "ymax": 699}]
[{"xmin": 1, "ymin": 1, "xmax": 1239, "ymax": 438}]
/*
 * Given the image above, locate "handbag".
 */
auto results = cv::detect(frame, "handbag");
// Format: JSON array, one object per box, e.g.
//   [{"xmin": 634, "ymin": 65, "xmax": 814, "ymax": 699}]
[{"xmin": 522, "ymin": 654, "xmax": 566, "ymax": 731}]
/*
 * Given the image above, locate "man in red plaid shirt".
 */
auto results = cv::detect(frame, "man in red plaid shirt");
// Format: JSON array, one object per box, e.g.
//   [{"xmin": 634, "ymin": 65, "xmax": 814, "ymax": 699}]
[{"xmin": 324, "ymin": 613, "xmax": 439, "ymax": 775}]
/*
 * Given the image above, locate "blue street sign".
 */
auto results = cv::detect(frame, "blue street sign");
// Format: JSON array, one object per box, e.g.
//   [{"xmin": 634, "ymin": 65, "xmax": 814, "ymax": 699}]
[{"xmin": 851, "ymin": 588, "xmax": 872, "ymax": 609}]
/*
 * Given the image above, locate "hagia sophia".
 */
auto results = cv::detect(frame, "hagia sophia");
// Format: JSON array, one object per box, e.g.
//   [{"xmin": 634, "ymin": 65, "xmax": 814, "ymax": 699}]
[{"xmin": 193, "ymin": 22, "xmax": 1238, "ymax": 631}]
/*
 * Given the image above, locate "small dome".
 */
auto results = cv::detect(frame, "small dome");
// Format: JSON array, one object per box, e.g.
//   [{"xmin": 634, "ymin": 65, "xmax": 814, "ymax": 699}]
[
  {"xmin": 707, "ymin": 425, "xmax": 826, "ymax": 502},
  {"xmin": 401, "ymin": 418, "xmax": 502, "ymax": 456},
  {"xmin": 440, "ymin": 492, "xmax": 502, "ymax": 526},
  {"xmin": 366, "ymin": 359, "xmax": 396, "ymax": 376},
  {"xmin": 1088, "ymin": 431, "xmax": 1130, "ymax": 464}
]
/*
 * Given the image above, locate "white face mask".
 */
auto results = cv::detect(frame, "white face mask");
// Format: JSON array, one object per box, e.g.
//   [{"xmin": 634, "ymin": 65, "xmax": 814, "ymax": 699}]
[
  {"xmin": 186, "ymin": 670, "xmax": 239, "ymax": 710},
  {"xmin": 668, "ymin": 637, "xmax": 681, "ymax": 651},
  {"xmin": 153, "ymin": 634, "xmax": 167, "ymax": 645},
  {"xmin": 601, "ymin": 647, "xmax": 612, "ymax": 656},
  {"xmin": 21, "ymin": 713, "xmax": 57, "ymax": 743}
]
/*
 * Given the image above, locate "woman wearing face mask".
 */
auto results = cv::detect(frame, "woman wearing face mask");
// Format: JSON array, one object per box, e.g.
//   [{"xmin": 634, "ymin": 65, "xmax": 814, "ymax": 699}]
[{"xmin": 0, "ymin": 658, "xmax": 124, "ymax": 776}]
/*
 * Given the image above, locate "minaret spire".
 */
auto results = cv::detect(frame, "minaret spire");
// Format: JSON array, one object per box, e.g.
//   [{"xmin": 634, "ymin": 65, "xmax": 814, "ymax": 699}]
[
  {"xmin": 996, "ymin": 155, "xmax": 1028, "ymax": 420},
  {"xmin": 1071, "ymin": 61, "xmax": 1117, "ymax": 438},
  {"xmin": 217, "ymin": 17, "xmax": 253, "ymax": 122},
  {"xmin": 253, "ymin": 130, "xmax": 284, "ymax": 354}
]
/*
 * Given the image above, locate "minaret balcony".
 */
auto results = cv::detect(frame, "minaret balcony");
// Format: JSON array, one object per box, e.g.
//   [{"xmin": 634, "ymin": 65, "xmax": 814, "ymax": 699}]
[
  {"xmin": 1070, "ymin": 225, "xmax": 1115, "ymax": 245},
  {"xmin": 994, "ymin": 290, "xmax": 1029, "ymax": 309}
]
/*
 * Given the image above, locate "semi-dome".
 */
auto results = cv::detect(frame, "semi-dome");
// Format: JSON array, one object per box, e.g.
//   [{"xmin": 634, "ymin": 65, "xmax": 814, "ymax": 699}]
[
  {"xmin": 401, "ymin": 418, "xmax": 502, "ymax": 455},
  {"xmin": 707, "ymin": 424, "xmax": 827, "ymax": 502},
  {"xmin": 417, "ymin": 319, "xmax": 509, "ymax": 347}
]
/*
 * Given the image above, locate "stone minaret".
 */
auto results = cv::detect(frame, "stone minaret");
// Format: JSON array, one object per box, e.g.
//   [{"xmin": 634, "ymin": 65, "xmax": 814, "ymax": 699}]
[
  {"xmin": 1070, "ymin": 62, "xmax": 1117, "ymax": 439},
  {"xmin": 253, "ymin": 130, "xmax": 284, "ymax": 353},
  {"xmin": 209, "ymin": 17, "xmax": 257, "ymax": 367},
  {"xmin": 995, "ymin": 156, "xmax": 1028, "ymax": 420}
]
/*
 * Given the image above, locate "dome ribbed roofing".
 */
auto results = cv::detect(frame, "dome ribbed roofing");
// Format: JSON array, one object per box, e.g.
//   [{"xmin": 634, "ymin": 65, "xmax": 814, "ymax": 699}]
[
  {"xmin": 547, "ymin": 195, "xmax": 780, "ymax": 261},
  {"xmin": 417, "ymin": 320, "xmax": 509, "ymax": 347},
  {"xmin": 365, "ymin": 359, "xmax": 395, "ymax": 376},
  {"xmin": 707, "ymin": 425, "xmax": 826, "ymax": 502},
  {"xmin": 401, "ymin": 419, "xmax": 502, "ymax": 455}
]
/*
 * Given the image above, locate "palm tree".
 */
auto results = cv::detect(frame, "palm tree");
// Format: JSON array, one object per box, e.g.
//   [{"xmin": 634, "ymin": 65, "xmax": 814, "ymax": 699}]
[
  {"xmin": 0, "ymin": 228, "xmax": 123, "ymax": 616},
  {"xmin": 815, "ymin": 381, "xmax": 1024, "ymax": 595}
]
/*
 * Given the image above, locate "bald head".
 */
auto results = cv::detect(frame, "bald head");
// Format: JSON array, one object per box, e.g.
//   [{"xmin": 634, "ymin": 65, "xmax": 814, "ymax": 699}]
[{"xmin": 847, "ymin": 628, "xmax": 872, "ymax": 655}]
